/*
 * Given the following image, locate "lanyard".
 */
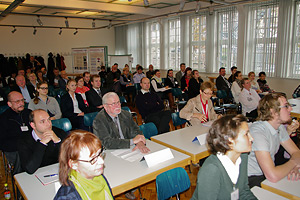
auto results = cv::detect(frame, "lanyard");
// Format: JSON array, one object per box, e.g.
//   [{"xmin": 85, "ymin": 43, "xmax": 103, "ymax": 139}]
[{"xmin": 200, "ymin": 95, "xmax": 208, "ymax": 120}]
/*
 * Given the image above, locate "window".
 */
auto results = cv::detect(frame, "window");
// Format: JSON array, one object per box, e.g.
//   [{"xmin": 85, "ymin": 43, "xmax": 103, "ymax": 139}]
[
  {"xmin": 217, "ymin": 8, "xmax": 238, "ymax": 71},
  {"xmin": 168, "ymin": 19, "xmax": 181, "ymax": 70},
  {"xmin": 191, "ymin": 15, "xmax": 207, "ymax": 72},
  {"xmin": 291, "ymin": 1, "xmax": 300, "ymax": 78},
  {"xmin": 146, "ymin": 22, "xmax": 160, "ymax": 68}
]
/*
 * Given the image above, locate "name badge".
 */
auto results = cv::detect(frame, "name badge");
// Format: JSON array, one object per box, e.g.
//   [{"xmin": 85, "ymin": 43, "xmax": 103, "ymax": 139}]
[
  {"xmin": 231, "ymin": 188, "xmax": 239, "ymax": 200},
  {"xmin": 21, "ymin": 126, "xmax": 29, "ymax": 132}
]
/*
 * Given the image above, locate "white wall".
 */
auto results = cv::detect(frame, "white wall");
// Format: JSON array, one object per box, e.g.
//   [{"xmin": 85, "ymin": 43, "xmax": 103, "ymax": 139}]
[{"xmin": 0, "ymin": 15, "xmax": 115, "ymax": 74}]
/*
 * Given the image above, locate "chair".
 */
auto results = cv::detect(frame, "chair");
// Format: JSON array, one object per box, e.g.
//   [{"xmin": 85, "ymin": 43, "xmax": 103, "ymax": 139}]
[
  {"xmin": 171, "ymin": 112, "xmax": 187, "ymax": 130},
  {"xmin": 0, "ymin": 105, "xmax": 9, "ymax": 114},
  {"xmin": 156, "ymin": 167, "xmax": 191, "ymax": 200},
  {"xmin": 119, "ymin": 95, "xmax": 127, "ymax": 104},
  {"xmin": 139, "ymin": 122, "xmax": 158, "ymax": 139},
  {"xmin": 121, "ymin": 106, "xmax": 138, "ymax": 124},
  {"xmin": 216, "ymin": 90, "xmax": 238, "ymax": 114},
  {"xmin": 83, "ymin": 112, "xmax": 98, "ymax": 132},
  {"xmin": 51, "ymin": 118, "xmax": 72, "ymax": 132}
]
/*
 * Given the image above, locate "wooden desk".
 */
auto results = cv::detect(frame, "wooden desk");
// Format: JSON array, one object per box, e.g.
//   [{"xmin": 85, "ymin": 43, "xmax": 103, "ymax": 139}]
[
  {"xmin": 289, "ymin": 99, "xmax": 300, "ymax": 119},
  {"xmin": 261, "ymin": 178, "xmax": 300, "ymax": 200},
  {"xmin": 151, "ymin": 124, "xmax": 210, "ymax": 164},
  {"xmin": 251, "ymin": 186, "xmax": 289, "ymax": 200},
  {"xmin": 14, "ymin": 140, "xmax": 190, "ymax": 200}
]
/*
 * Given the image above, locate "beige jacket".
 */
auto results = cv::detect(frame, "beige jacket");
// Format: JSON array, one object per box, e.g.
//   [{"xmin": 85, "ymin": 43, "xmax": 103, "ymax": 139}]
[{"xmin": 179, "ymin": 94, "xmax": 217, "ymax": 126}]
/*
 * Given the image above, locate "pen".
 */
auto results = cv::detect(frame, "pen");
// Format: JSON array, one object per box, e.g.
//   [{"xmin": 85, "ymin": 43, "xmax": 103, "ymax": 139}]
[{"xmin": 44, "ymin": 174, "xmax": 58, "ymax": 178}]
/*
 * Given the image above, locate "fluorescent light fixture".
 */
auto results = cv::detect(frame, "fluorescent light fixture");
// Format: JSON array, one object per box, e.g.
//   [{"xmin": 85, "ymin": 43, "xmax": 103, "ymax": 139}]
[
  {"xmin": 107, "ymin": 20, "xmax": 112, "ymax": 29},
  {"xmin": 59, "ymin": 28, "xmax": 62, "ymax": 35},
  {"xmin": 33, "ymin": 27, "xmax": 37, "ymax": 35},
  {"xmin": 12, "ymin": 26, "xmax": 16, "ymax": 33},
  {"xmin": 144, "ymin": 0, "xmax": 149, "ymax": 6},
  {"xmin": 179, "ymin": 0, "xmax": 185, "ymax": 11},
  {"xmin": 37, "ymin": 15, "xmax": 43, "ymax": 26},
  {"xmin": 195, "ymin": 1, "xmax": 201, "ymax": 14},
  {"xmin": 73, "ymin": 28, "xmax": 78, "ymax": 35},
  {"xmin": 65, "ymin": 17, "xmax": 69, "ymax": 28},
  {"xmin": 92, "ymin": 19, "xmax": 96, "ymax": 28}
]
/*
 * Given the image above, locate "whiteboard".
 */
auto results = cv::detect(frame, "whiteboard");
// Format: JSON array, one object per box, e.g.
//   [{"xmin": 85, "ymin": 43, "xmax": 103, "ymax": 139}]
[{"xmin": 109, "ymin": 55, "xmax": 133, "ymax": 71}]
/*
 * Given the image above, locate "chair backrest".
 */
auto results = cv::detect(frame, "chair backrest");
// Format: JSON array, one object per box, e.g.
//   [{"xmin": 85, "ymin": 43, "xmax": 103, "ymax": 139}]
[
  {"xmin": 51, "ymin": 118, "xmax": 72, "ymax": 132},
  {"xmin": 156, "ymin": 167, "xmax": 191, "ymax": 200},
  {"xmin": 171, "ymin": 88, "xmax": 182, "ymax": 98},
  {"xmin": 139, "ymin": 122, "xmax": 158, "ymax": 139},
  {"xmin": 83, "ymin": 112, "xmax": 99, "ymax": 127},
  {"xmin": 0, "ymin": 105, "xmax": 9, "ymax": 115},
  {"xmin": 216, "ymin": 90, "xmax": 227, "ymax": 99},
  {"xmin": 171, "ymin": 112, "xmax": 187, "ymax": 127},
  {"xmin": 121, "ymin": 106, "xmax": 131, "ymax": 112},
  {"xmin": 119, "ymin": 96, "xmax": 127, "ymax": 104}
]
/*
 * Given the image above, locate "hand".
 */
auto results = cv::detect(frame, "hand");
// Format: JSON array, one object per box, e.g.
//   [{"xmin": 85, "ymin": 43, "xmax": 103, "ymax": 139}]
[
  {"xmin": 287, "ymin": 167, "xmax": 300, "ymax": 181},
  {"xmin": 132, "ymin": 141, "xmax": 150, "ymax": 153},
  {"xmin": 40, "ymin": 130, "xmax": 60, "ymax": 144},
  {"xmin": 165, "ymin": 86, "xmax": 169, "ymax": 89},
  {"xmin": 193, "ymin": 113, "xmax": 207, "ymax": 122},
  {"xmin": 77, "ymin": 112, "xmax": 84, "ymax": 116},
  {"xmin": 287, "ymin": 120, "xmax": 299, "ymax": 135},
  {"xmin": 132, "ymin": 135, "xmax": 146, "ymax": 145}
]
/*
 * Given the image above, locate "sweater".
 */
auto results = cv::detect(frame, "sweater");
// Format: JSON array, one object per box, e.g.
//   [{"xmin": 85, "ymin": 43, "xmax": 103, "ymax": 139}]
[{"xmin": 135, "ymin": 91, "xmax": 164, "ymax": 119}]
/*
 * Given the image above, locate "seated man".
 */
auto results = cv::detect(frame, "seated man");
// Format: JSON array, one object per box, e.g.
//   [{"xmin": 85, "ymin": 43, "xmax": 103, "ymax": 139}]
[
  {"xmin": 106, "ymin": 63, "xmax": 121, "ymax": 95},
  {"xmin": 216, "ymin": 67, "xmax": 232, "ymax": 103},
  {"xmin": 11, "ymin": 75, "xmax": 35, "ymax": 103},
  {"xmin": 248, "ymin": 93, "xmax": 300, "ymax": 188},
  {"xmin": 86, "ymin": 75, "xmax": 108, "ymax": 112},
  {"xmin": 18, "ymin": 109, "xmax": 66, "ymax": 174},
  {"xmin": 0, "ymin": 91, "xmax": 32, "ymax": 174},
  {"xmin": 133, "ymin": 66, "xmax": 146, "ymax": 84},
  {"xmin": 58, "ymin": 70, "xmax": 69, "ymax": 90},
  {"xmin": 136, "ymin": 77, "xmax": 171, "ymax": 134},
  {"xmin": 257, "ymin": 71, "xmax": 273, "ymax": 93}
]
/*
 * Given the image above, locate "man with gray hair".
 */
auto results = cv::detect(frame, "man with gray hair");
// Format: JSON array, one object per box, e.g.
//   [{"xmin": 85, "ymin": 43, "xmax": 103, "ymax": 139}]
[{"xmin": 11, "ymin": 75, "xmax": 35, "ymax": 103}]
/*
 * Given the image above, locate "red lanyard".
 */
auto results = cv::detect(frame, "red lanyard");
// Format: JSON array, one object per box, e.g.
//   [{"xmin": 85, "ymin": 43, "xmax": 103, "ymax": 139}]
[{"xmin": 200, "ymin": 95, "xmax": 208, "ymax": 120}]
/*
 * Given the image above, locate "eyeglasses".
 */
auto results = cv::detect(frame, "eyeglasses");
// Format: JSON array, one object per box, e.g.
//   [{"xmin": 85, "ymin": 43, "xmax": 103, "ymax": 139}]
[
  {"xmin": 279, "ymin": 103, "xmax": 293, "ymax": 109},
  {"xmin": 10, "ymin": 99, "xmax": 25, "ymax": 104},
  {"xmin": 203, "ymin": 91, "xmax": 213, "ymax": 96},
  {"xmin": 39, "ymin": 87, "xmax": 48, "ymax": 90},
  {"xmin": 77, "ymin": 147, "xmax": 105, "ymax": 165},
  {"xmin": 106, "ymin": 101, "xmax": 120, "ymax": 106}
]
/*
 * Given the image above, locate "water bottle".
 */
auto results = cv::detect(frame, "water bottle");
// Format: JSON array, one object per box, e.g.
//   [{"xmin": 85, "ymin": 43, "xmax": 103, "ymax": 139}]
[{"xmin": 4, "ymin": 183, "xmax": 11, "ymax": 200}]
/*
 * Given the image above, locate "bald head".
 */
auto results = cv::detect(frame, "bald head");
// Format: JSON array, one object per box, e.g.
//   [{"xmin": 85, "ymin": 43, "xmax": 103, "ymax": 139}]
[{"xmin": 7, "ymin": 91, "xmax": 25, "ymax": 113}]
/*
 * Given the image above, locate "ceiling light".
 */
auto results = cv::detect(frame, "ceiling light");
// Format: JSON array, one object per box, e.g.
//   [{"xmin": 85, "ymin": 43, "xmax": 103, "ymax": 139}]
[
  {"xmin": 33, "ymin": 27, "xmax": 37, "ymax": 35},
  {"xmin": 59, "ymin": 28, "xmax": 62, "ymax": 35},
  {"xmin": 179, "ymin": 0, "xmax": 185, "ymax": 11},
  {"xmin": 128, "ymin": 0, "xmax": 132, "ymax": 2},
  {"xmin": 107, "ymin": 20, "xmax": 112, "ymax": 29},
  {"xmin": 92, "ymin": 19, "xmax": 96, "ymax": 28},
  {"xmin": 195, "ymin": 1, "xmax": 201, "ymax": 14},
  {"xmin": 65, "ymin": 17, "xmax": 69, "ymax": 28},
  {"xmin": 73, "ymin": 28, "xmax": 78, "ymax": 35},
  {"xmin": 11, "ymin": 26, "xmax": 16, "ymax": 33},
  {"xmin": 144, "ymin": 0, "xmax": 149, "ymax": 7},
  {"xmin": 37, "ymin": 15, "xmax": 43, "ymax": 26}
]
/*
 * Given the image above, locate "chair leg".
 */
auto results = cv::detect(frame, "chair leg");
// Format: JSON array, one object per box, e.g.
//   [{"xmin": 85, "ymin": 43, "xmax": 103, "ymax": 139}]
[
  {"xmin": 138, "ymin": 187, "xmax": 146, "ymax": 200},
  {"xmin": 10, "ymin": 167, "xmax": 17, "ymax": 200},
  {"xmin": 176, "ymin": 193, "xmax": 180, "ymax": 200}
]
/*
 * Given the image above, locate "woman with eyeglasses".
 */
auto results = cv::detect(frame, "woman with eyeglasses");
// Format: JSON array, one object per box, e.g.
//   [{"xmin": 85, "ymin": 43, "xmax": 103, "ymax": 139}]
[
  {"xmin": 180, "ymin": 81, "xmax": 218, "ymax": 126},
  {"xmin": 28, "ymin": 81, "xmax": 61, "ymax": 120},
  {"xmin": 54, "ymin": 130, "xmax": 114, "ymax": 200},
  {"xmin": 60, "ymin": 79, "xmax": 89, "ymax": 131}
]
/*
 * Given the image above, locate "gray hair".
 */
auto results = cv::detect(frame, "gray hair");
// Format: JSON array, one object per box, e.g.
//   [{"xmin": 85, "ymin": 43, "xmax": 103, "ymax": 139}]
[{"xmin": 102, "ymin": 92, "xmax": 119, "ymax": 105}]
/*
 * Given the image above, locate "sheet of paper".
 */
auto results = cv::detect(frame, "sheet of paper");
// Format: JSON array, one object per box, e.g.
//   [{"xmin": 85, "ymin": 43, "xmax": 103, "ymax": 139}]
[
  {"xmin": 35, "ymin": 168, "xmax": 59, "ymax": 186},
  {"xmin": 111, "ymin": 148, "xmax": 143, "ymax": 162}
]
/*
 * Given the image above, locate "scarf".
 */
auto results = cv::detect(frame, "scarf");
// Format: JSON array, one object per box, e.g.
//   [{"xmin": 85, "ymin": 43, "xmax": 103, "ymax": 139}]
[
  {"xmin": 69, "ymin": 169, "xmax": 113, "ymax": 200},
  {"xmin": 153, "ymin": 75, "xmax": 162, "ymax": 84}
]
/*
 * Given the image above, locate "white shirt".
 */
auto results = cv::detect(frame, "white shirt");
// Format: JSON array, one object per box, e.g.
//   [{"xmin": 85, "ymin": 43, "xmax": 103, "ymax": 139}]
[
  {"xmin": 217, "ymin": 152, "xmax": 241, "ymax": 184},
  {"xmin": 238, "ymin": 88, "xmax": 261, "ymax": 115},
  {"xmin": 231, "ymin": 81, "xmax": 242, "ymax": 103},
  {"xmin": 69, "ymin": 93, "xmax": 82, "ymax": 114}
]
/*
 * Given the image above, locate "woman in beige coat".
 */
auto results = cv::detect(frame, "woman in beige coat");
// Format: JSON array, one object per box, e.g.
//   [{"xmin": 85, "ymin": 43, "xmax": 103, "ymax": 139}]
[{"xmin": 180, "ymin": 81, "xmax": 218, "ymax": 126}]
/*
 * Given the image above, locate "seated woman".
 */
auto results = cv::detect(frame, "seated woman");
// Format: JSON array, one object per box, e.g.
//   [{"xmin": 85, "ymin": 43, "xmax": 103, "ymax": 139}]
[
  {"xmin": 191, "ymin": 114, "xmax": 257, "ymax": 200},
  {"xmin": 180, "ymin": 67, "xmax": 192, "ymax": 94},
  {"xmin": 54, "ymin": 130, "xmax": 114, "ymax": 200},
  {"xmin": 75, "ymin": 76, "xmax": 90, "ymax": 106},
  {"xmin": 60, "ymin": 79, "xmax": 89, "ymax": 131},
  {"xmin": 239, "ymin": 78, "xmax": 260, "ymax": 119},
  {"xmin": 151, "ymin": 69, "xmax": 175, "ymax": 110},
  {"xmin": 257, "ymin": 71, "xmax": 273, "ymax": 93},
  {"xmin": 188, "ymin": 70, "xmax": 203, "ymax": 99},
  {"xmin": 248, "ymin": 72, "xmax": 261, "ymax": 94},
  {"xmin": 36, "ymin": 70, "xmax": 48, "ymax": 83},
  {"xmin": 27, "ymin": 72, "xmax": 38, "ymax": 90},
  {"xmin": 180, "ymin": 81, "xmax": 218, "ymax": 126},
  {"xmin": 28, "ymin": 82, "xmax": 62, "ymax": 120},
  {"xmin": 165, "ymin": 69, "xmax": 187, "ymax": 101},
  {"xmin": 231, "ymin": 71, "xmax": 243, "ymax": 103},
  {"xmin": 120, "ymin": 66, "xmax": 136, "ymax": 104}
]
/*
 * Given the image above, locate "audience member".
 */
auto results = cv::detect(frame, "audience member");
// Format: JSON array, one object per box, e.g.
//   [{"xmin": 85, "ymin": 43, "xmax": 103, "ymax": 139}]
[
  {"xmin": 28, "ymin": 82, "xmax": 61, "ymax": 120},
  {"xmin": 59, "ymin": 70, "xmax": 69, "ymax": 90},
  {"xmin": 133, "ymin": 66, "xmax": 146, "ymax": 84},
  {"xmin": 120, "ymin": 67, "xmax": 136, "ymax": 104},
  {"xmin": 216, "ymin": 67, "xmax": 232, "ymax": 103},
  {"xmin": 36, "ymin": 70, "xmax": 48, "ymax": 83},
  {"xmin": 18, "ymin": 69, "xmax": 25, "ymax": 77},
  {"xmin": 54, "ymin": 131, "xmax": 113, "ymax": 200},
  {"xmin": 132, "ymin": 64, "xmax": 141, "ymax": 76},
  {"xmin": 49, "ymin": 68, "xmax": 61, "ymax": 89},
  {"xmin": 75, "ymin": 76, "xmax": 90, "ymax": 106},
  {"xmin": 164, "ymin": 69, "xmax": 179, "ymax": 88},
  {"xmin": 99, "ymin": 66, "xmax": 107, "ymax": 86},
  {"xmin": 228, "ymin": 66, "xmax": 237, "ymax": 84},
  {"xmin": 180, "ymin": 81, "xmax": 218, "ymax": 126},
  {"xmin": 8, "ymin": 72, "xmax": 17, "ymax": 87},
  {"xmin": 248, "ymin": 93, "xmax": 300, "ymax": 187},
  {"xmin": 248, "ymin": 72, "xmax": 262, "ymax": 94},
  {"xmin": 11, "ymin": 75, "xmax": 35, "ymax": 103},
  {"xmin": 146, "ymin": 64, "xmax": 155, "ymax": 79},
  {"xmin": 27, "ymin": 72, "xmax": 38, "ymax": 90},
  {"xmin": 60, "ymin": 79, "xmax": 89, "ymax": 131},
  {"xmin": 0, "ymin": 72, "xmax": 7, "ymax": 88},
  {"xmin": 86, "ymin": 75, "xmax": 107, "ymax": 112},
  {"xmin": 175, "ymin": 63, "xmax": 186, "ymax": 87},
  {"xmin": 180, "ymin": 67, "xmax": 192, "ymax": 93},
  {"xmin": 188, "ymin": 70, "xmax": 203, "ymax": 99},
  {"xmin": 83, "ymin": 72, "xmax": 92, "ymax": 89},
  {"xmin": 257, "ymin": 71, "xmax": 273, "ymax": 93},
  {"xmin": 18, "ymin": 109, "xmax": 66, "ymax": 174},
  {"xmin": 106, "ymin": 64, "xmax": 121, "ymax": 95},
  {"xmin": 231, "ymin": 71, "xmax": 243, "ymax": 103},
  {"xmin": 136, "ymin": 77, "xmax": 171, "ymax": 134},
  {"xmin": 0, "ymin": 91, "xmax": 32, "ymax": 174},
  {"xmin": 239, "ymin": 78, "xmax": 260, "ymax": 118},
  {"xmin": 191, "ymin": 115, "xmax": 257, "ymax": 200}
]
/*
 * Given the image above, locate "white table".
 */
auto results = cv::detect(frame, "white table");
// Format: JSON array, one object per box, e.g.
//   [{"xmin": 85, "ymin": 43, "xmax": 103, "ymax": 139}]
[
  {"xmin": 151, "ymin": 124, "xmax": 210, "ymax": 164},
  {"xmin": 14, "ymin": 140, "xmax": 191, "ymax": 200},
  {"xmin": 288, "ymin": 98, "xmax": 300, "ymax": 118},
  {"xmin": 261, "ymin": 177, "xmax": 300, "ymax": 200},
  {"xmin": 251, "ymin": 186, "xmax": 288, "ymax": 200}
]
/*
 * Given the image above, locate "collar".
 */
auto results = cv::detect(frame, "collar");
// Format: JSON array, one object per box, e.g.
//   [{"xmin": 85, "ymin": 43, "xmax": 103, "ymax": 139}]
[
  {"xmin": 217, "ymin": 152, "xmax": 241, "ymax": 184},
  {"xmin": 32, "ymin": 130, "xmax": 41, "ymax": 142},
  {"xmin": 141, "ymin": 89, "xmax": 150, "ymax": 94},
  {"xmin": 93, "ymin": 88, "xmax": 100, "ymax": 92},
  {"xmin": 264, "ymin": 121, "xmax": 279, "ymax": 135}
]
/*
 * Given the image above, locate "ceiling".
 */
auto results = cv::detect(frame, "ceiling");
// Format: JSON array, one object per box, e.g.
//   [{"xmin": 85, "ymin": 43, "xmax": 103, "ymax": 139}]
[{"xmin": 0, "ymin": 0, "xmax": 265, "ymax": 29}]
